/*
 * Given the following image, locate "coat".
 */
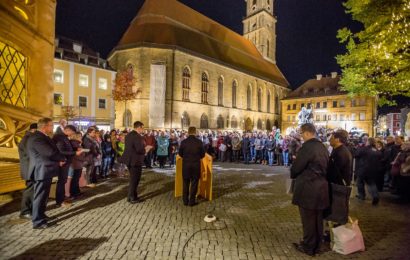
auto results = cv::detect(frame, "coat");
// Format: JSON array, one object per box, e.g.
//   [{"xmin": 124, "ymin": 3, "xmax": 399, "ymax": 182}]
[
  {"xmin": 52, "ymin": 133, "xmax": 76, "ymax": 164},
  {"xmin": 27, "ymin": 131, "xmax": 65, "ymax": 180},
  {"xmin": 18, "ymin": 131, "xmax": 34, "ymax": 180},
  {"xmin": 178, "ymin": 135, "xmax": 205, "ymax": 179},
  {"xmin": 355, "ymin": 145, "xmax": 382, "ymax": 180},
  {"xmin": 119, "ymin": 130, "xmax": 145, "ymax": 167},
  {"xmin": 291, "ymin": 138, "xmax": 329, "ymax": 210},
  {"xmin": 327, "ymin": 145, "xmax": 353, "ymax": 186}
]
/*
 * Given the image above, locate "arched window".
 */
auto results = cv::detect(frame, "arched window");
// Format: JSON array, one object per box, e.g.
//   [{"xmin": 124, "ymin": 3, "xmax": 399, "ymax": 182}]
[
  {"xmin": 266, "ymin": 119, "xmax": 272, "ymax": 130},
  {"xmin": 181, "ymin": 111, "xmax": 190, "ymax": 128},
  {"xmin": 201, "ymin": 72, "xmax": 208, "ymax": 104},
  {"xmin": 275, "ymin": 95, "xmax": 279, "ymax": 114},
  {"xmin": 267, "ymin": 90, "xmax": 271, "ymax": 112},
  {"xmin": 218, "ymin": 77, "xmax": 224, "ymax": 106},
  {"xmin": 232, "ymin": 80, "xmax": 237, "ymax": 108},
  {"xmin": 200, "ymin": 113, "xmax": 208, "ymax": 129},
  {"xmin": 257, "ymin": 119, "xmax": 262, "ymax": 130},
  {"xmin": 123, "ymin": 109, "xmax": 132, "ymax": 127},
  {"xmin": 257, "ymin": 88, "xmax": 262, "ymax": 112},
  {"xmin": 217, "ymin": 115, "xmax": 224, "ymax": 129},
  {"xmin": 182, "ymin": 67, "xmax": 190, "ymax": 101},
  {"xmin": 231, "ymin": 116, "xmax": 238, "ymax": 129},
  {"xmin": 247, "ymin": 85, "xmax": 252, "ymax": 110}
]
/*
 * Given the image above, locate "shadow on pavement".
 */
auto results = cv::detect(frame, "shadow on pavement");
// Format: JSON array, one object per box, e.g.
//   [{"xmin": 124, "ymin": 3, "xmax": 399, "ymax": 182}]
[
  {"xmin": 8, "ymin": 237, "xmax": 108, "ymax": 259},
  {"xmin": 0, "ymin": 192, "xmax": 22, "ymax": 217},
  {"xmin": 140, "ymin": 180, "xmax": 174, "ymax": 200}
]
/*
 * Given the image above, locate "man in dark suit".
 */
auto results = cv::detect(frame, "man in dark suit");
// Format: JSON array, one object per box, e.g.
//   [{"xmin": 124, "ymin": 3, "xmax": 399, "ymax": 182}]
[
  {"xmin": 27, "ymin": 118, "xmax": 66, "ymax": 229},
  {"xmin": 178, "ymin": 126, "xmax": 205, "ymax": 206},
  {"xmin": 120, "ymin": 121, "xmax": 148, "ymax": 204},
  {"xmin": 291, "ymin": 123, "xmax": 329, "ymax": 256},
  {"xmin": 18, "ymin": 123, "xmax": 37, "ymax": 219}
]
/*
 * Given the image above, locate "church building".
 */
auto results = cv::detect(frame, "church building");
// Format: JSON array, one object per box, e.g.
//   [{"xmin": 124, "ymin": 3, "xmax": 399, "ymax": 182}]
[{"xmin": 108, "ymin": 0, "xmax": 289, "ymax": 131}]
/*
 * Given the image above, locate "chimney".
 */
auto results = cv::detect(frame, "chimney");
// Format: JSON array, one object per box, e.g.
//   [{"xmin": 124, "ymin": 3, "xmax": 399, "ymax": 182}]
[
  {"xmin": 73, "ymin": 42, "xmax": 82, "ymax": 53},
  {"xmin": 316, "ymin": 74, "xmax": 322, "ymax": 80},
  {"xmin": 331, "ymin": 72, "xmax": 338, "ymax": 78}
]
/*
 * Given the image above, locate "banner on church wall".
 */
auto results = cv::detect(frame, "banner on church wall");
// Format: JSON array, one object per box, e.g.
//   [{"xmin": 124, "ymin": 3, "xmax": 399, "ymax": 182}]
[{"xmin": 149, "ymin": 64, "xmax": 166, "ymax": 129}]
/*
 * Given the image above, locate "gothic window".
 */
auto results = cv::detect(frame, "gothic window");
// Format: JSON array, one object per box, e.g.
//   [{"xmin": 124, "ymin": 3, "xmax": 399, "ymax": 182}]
[
  {"xmin": 182, "ymin": 111, "xmax": 190, "ymax": 128},
  {"xmin": 218, "ymin": 76, "xmax": 224, "ymax": 106},
  {"xmin": 275, "ymin": 95, "xmax": 279, "ymax": 114},
  {"xmin": 266, "ymin": 119, "xmax": 272, "ymax": 130},
  {"xmin": 0, "ymin": 41, "xmax": 27, "ymax": 108},
  {"xmin": 232, "ymin": 80, "xmax": 237, "ymax": 108},
  {"xmin": 200, "ymin": 114, "xmax": 209, "ymax": 129},
  {"xmin": 257, "ymin": 119, "xmax": 262, "ymax": 130},
  {"xmin": 267, "ymin": 90, "xmax": 271, "ymax": 112},
  {"xmin": 231, "ymin": 116, "xmax": 238, "ymax": 129},
  {"xmin": 217, "ymin": 115, "xmax": 224, "ymax": 129},
  {"xmin": 257, "ymin": 88, "xmax": 262, "ymax": 112},
  {"xmin": 201, "ymin": 72, "xmax": 209, "ymax": 104},
  {"xmin": 123, "ymin": 109, "xmax": 132, "ymax": 127},
  {"xmin": 182, "ymin": 67, "xmax": 190, "ymax": 101},
  {"xmin": 247, "ymin": 85, "xmax": 252, "ymax": 110},
  {"xmin": 267, "ymin": 40, "xmax": 270, "ymax": 57}
]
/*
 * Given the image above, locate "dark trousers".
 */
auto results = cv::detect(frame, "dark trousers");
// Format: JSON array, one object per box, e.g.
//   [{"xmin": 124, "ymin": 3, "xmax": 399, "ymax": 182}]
[
  {"xmin": 182, "ymin": 163, "xmax": 200, "ymax": 205},
  {"xmin": 357, "ymin": 175, "xmax": 379, "ymax": 199},
  {"xmin": 233, "ymin": 150, "xmax": 240, "ymax": 162},
  {"xmin": 144, "ymin": 151, "xmax": 153, "ymax": 167},
  {"xmin": 20, "ymin": 180, "xmax": 34, "ymax": 216},
  {"xmin": 32, "ymin": 178, "xmax": 52, "ymax": 227},
  {"xmin": 101, "ymin": 157, "xmax": 112, "ymax": 177},
  {"xmin": 70, "ymin": 168, "xmax": 82, "ymax": 197},
  {"xmin": 128, "ymin": 165, "xmax": 142, "ymax": 200},
  {"xmin": 299, "ymin": 207, "xmax": 324, "ymax": 254},
  {"xmin": 56, "ymin": 165, "xmax": 69, "ymax": 205}
]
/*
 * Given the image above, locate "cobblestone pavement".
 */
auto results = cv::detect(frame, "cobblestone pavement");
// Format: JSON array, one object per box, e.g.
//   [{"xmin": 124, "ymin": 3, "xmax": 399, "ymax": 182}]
[{"xmin": 1, "ymin": 163, "xmax": 410, "ymax": 260}]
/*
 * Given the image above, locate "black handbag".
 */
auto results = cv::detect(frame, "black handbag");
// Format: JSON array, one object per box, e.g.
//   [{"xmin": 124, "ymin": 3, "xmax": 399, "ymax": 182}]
[{"xmin": 324, "ymin": 183, "xmax": 352, "ymax": 224}]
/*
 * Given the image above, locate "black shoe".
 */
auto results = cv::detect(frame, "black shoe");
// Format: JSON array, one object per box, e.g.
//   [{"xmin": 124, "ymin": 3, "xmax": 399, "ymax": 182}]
[
  {"xmin": 19, "ymin": 214, "xmax": 32, "ymax": 220},
  {"xmin": 372, "ymin": 198, "xmax": 379, "ymax": 205},
  {"xmin": 128, "ymin": 198, "xmax": 144, "ymax": 204},
  {"xmin": 33, "ymin": 223, "xmax": 49, "ymax": 229},
  {"xmin": 292, "ymin": 243, "xmax": 315, "ymax": 256},
  {"xmin": 188, "ymin": 202, "xmax": 198, "ymax": 207}
]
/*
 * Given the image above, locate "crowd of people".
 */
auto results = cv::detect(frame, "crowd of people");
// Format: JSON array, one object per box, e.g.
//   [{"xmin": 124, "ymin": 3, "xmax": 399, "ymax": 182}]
[{"xmin": 18, "ymin": 117, "xmax": 410, "ymax": 236}]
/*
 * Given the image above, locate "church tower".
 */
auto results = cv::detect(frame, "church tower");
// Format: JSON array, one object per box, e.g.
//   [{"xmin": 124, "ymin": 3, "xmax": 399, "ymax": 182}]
[{"xmin": 243, "ymin": 0, "xmax": 276, "ymax": 63}]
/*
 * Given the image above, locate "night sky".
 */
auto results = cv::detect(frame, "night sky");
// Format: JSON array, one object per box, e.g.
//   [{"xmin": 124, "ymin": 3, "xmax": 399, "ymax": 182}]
[{"xmin": 55, "ymin": 0, "xmax": 361, "ymax": 89}]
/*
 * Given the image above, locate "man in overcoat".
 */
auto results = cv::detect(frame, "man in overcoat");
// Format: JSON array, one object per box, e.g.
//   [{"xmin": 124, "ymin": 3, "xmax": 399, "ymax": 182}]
[
  {"xmin": 290, "ymin": 123, "xmax": 329, "ymax": 256},
  {"xmin": 178, "ymin": 126, "xmax": 205, "ymax": 206},
  {"xmin": 120, "ymin": 121, "xmax": 147, "ymax": 204},
  {"xmin": 18, "ymin": 123, "xmax": 37, "ymax": 219},
  {"xmin": 27, "ymin": 118, "xmax": 66, "ymax": 229}
]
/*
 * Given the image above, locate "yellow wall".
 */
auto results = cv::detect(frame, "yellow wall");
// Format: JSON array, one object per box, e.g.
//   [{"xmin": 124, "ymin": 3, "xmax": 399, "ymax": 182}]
[
  {"xmin": 281, "ymin": 94, "xmax": 377, "ymax": 136},
  {"xmin": 52, "ymin": 59, "xmax": 115, "ymax": 127}
]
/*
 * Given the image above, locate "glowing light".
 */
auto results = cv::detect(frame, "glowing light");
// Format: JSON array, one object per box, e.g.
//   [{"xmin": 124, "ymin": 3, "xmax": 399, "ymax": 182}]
[{"xmin": 14, "ymin": 6, "xmax": 28, "ymax": 20}]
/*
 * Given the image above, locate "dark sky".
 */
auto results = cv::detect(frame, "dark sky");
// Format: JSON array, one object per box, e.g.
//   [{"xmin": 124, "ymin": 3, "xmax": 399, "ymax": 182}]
[{"xmin": 55, "ymin": 0, "xmax": 361, "ymax": 89}]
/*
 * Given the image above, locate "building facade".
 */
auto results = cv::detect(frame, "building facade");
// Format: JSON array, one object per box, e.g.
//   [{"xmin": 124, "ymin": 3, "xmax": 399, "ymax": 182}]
[
  {"xmin": 0, "ymin": 0, "xmax": 56, "ymax": 193},
  {"xmin": 386, "ymin": 113, "xmax": 402, "ymax": 136},
  {"xmin": 53, "ymin": 37, "xmax": 116, "ymax": 131},
  {"xmin": 281, "ymin": 73, "xmax": 377, "ymax": 136},
  {"xmin": 108, "ymin": 0, "xmax": 289, "ymax": 131}
]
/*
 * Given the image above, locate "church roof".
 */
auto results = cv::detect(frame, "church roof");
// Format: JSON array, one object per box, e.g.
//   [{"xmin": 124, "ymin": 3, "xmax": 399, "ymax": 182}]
[
  {"xmin": 109, "ymin": 0, "xmax": 289, "ymax": 87},
  {"xmin": 283, "ymin": 76, "xmax": 346, "ymax": 99}
]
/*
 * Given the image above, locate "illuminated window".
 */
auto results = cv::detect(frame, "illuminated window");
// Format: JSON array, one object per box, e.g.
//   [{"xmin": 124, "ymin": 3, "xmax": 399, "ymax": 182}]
[
  {"xmin": 340, "ymin": 100, "xmax": 345, "ymax": 107},
  {"xmin": 218, "ymin": 77, "xmax": 224, "ymax": 106},
  {"xmin": 53, "ymin": 93, "xmax": 63, "ymax": 105},
  {"xmin": 99, "ymin": 78, "xmax": 107, "ymax": 90},
  {"xmin": 79, "ymin": 96, "xmax": 87, "ymax": 107},
  {"xmin": 0, "ymin": 41, "xmax": 27, "ymax": 108},
  {"xmin": 98, "ymin": 98, "xmax": 106, "ymax": 109},
  {"xmin": 351, "ymin": 113, "xmax": 356, "ymax": 120},
  {"xmin": 201, "ymin": 73, "xmax": 208, "ymax": 104},
  {"xmin": 316, "ymin": 115, "xmax": 320, "ymax": 121},
  {"xmin": 232, "ymin": 81, "xmax": 237, "ymax": 108},
  {"xmin": 79, "ymin": 74, "xmax": 88, "ymax": 87},
  {"xmin": 340, "ymin": 114, "xmax": 345, "ymax": 121},
  {"xmin": 182, "ymin": 67, "xmax": 190, "ymax": 101},
  {"xmin": 332, "ymin": 114, "xmax": 337, "ymax": 121},
  {"xmin": 53, "ymin": 69, "xmax": 64, "ymax": 83},
  {"xmin": 359, "ymin": 112, "xmax": 366, "ymax": 121}
]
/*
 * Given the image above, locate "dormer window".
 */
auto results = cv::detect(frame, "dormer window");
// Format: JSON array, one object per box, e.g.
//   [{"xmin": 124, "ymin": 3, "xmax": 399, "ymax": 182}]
[{"xmin": 73, "ymin": 43, "xmax": 82, "ymax": 53}]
